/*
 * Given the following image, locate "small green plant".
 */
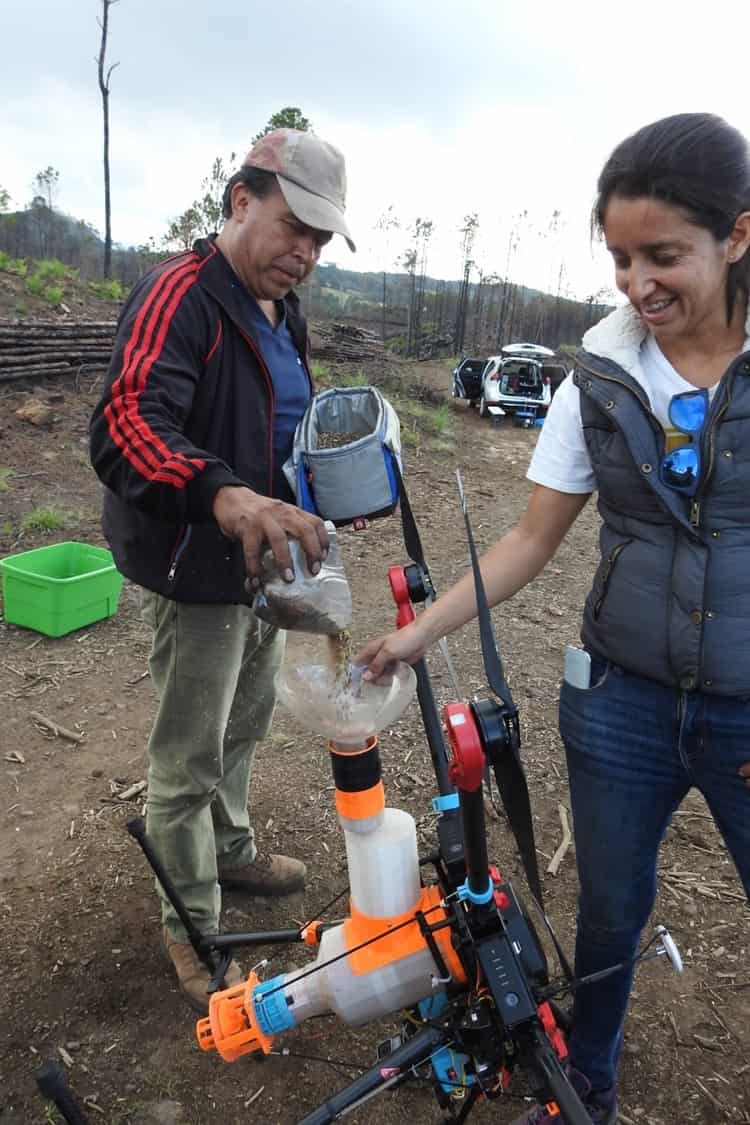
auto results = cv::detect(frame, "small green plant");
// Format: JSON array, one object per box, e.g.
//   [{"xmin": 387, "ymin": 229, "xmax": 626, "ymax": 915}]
[
  {"xmin": 0, "ymin": 467, "xmax": 14, "ymax": 493},
  {"xmin": 25, "ymin": 259, "xmax": 70, "ymax": 303},
  {"xmin": 429, "ymin": 437, "xmax": 456, "ymax": 456},
  {"xmin": 32, "ymin": 258, "xmax": 67, "ymax": 283},
  {"xmin": 43, "ymin": 285, "xmax": 64, "ymax": 305},
  {"xmin": 26, "ymin": 273, "xmax": 45, "ymax": 296},
  {"xmin": 400, "ymin": 425, "xmax": 420, "ymax": 450},
  {"xmin": 89, "ymin": 278, "xmax": 125, "ymax": 301},
  {"xmin": 431, "ymin": 403, "xmax": 452, "ymax": 435},
  {"xmin": 331, "ymin": 370, "xmax": 366, "ymax": 390},
  {"xmin": 21, "ymin": 506, "xmax": 68, "ymax": 532},
  {"xmin": 311, "ymin": 360, "xmax": 333, "ymax": 384},
  {"xmin": 0, "ymin": 252, "xmax": 27, "ymax": 276}
]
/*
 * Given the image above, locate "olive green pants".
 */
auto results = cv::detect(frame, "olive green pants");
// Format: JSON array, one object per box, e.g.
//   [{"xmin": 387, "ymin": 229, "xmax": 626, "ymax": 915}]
[{"xmin": 140, "ymin": 591, "xmax": 284, "ymax": 941}]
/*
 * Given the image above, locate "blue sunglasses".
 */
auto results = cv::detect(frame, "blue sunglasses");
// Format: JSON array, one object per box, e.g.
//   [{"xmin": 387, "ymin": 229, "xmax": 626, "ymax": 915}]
[{"xmin": 660, "ymin": 388, "xmax": 709, "ymax": 495}]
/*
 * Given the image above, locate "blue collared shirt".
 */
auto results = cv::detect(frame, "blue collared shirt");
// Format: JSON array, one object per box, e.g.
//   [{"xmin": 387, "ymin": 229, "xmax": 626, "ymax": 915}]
[{"xmin": 243, "ymin": 295, "xmax": 311, "ymax": 498}]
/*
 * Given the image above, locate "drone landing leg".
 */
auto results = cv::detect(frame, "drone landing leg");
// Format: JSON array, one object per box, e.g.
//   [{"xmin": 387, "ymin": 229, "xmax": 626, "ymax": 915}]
[{"xmin": 449, "ymin": 1083, "xmax": 482, "ymax": 1123}]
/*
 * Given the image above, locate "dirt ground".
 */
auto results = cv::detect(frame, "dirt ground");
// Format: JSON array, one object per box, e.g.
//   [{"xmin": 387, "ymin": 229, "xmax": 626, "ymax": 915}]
[{"xmin": 0, "ymin": 359, "xmax": 748, "ymax": 1125}]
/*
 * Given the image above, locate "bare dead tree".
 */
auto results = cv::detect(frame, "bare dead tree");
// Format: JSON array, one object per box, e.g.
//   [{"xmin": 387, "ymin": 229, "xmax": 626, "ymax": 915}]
[
  {"xmin": 374, "ymin": 205, "xmax": 400, "ymax": 344},
  {"xmin": 96, "ymin": 0, "xmax": 119, "ymax": 279},
  {"xmin": 402, "ymin": 245, "xmax": 418, "ymax": 356},
  {"xmin": 413, "ymin": 218, "xmax": 433, "ymax": 352},
  {"xmin": 455, "ymin": 213, "xmax": 478, "ymax": 356}
]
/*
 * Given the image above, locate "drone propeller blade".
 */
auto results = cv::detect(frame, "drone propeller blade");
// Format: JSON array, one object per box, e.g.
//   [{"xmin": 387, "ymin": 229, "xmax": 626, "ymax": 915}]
[
  {"xmin": 394, "ymin": 459, "xmax": 427, "ymax": 572},
  {"xmin": 455, "ymin": 469, "xmax": 515, "ymax": 710}
]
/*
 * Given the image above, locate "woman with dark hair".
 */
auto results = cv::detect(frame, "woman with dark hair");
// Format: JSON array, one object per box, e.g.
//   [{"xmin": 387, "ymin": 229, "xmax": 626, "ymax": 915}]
[{"xmin": 358, "ymin": 113, "xmax": 750, "ymax": 1124}]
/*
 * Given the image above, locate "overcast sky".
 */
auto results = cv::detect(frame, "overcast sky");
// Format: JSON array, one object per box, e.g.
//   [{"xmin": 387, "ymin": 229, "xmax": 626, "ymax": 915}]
[{"xmin": 3, "ymin": 0, "xmax": 750, "ymax": 299}]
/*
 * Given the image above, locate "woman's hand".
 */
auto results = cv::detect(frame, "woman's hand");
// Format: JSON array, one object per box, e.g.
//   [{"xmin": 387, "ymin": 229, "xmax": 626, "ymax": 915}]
[
  {"xmin": 740, "ymin": 762, "xmax": 750, "ymax": 789},
  {"xmin": 356, "ymin": 620, "xmax": 430, "ymax": 681}
]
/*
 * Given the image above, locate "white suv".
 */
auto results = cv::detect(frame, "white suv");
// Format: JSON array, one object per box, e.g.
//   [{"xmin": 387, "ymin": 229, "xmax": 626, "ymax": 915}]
[{"xmin": 479, "ymin": 344, "xmax": 563, "ymax": 424}]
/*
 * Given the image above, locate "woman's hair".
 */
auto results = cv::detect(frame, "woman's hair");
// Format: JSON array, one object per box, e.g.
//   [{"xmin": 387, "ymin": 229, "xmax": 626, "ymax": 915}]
[
  {"xmin": 221, "ymin": 166, "xmax": 277, "ymax": 220},
  {"xmin": 594, "ymin": 113, "xmax": 750, "ymax": 320}
]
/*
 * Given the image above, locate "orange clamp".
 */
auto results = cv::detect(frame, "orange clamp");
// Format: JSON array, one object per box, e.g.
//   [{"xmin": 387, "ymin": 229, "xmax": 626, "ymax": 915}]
[
  {"xmin": 195, "ymin": 971, "xmax": 273, "ymax": 1062},
  {"xmin": 301, "ymin": 920, "xmax": 323, "ymax": 947}
]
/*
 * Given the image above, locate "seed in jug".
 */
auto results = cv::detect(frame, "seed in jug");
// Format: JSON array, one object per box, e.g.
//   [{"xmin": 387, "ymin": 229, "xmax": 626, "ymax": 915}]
[{"xmin": 317, "ymin": 431, "xmax": 361, "ymax": 450}]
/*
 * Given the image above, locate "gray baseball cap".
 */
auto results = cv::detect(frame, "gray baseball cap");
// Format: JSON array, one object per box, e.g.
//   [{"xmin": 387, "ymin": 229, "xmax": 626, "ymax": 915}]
[{"xmin": 244, "ymin": 129, "xmax": 356, "ymax": 252}]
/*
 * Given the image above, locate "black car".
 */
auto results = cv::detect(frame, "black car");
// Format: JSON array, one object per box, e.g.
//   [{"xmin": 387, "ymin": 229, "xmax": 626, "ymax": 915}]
[{"xmin": 451, "ymin": 357, "xmax": 488, "ymax": 405}]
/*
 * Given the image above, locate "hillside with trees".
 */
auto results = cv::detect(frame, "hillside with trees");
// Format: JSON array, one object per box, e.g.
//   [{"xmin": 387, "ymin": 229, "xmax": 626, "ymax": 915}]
[
  {"xmin": 0, "ymin": 195, "xmax": 610, "ymax": 357},
  {"xmin": 1, "ymin": 106, "xmax": 612, "ymax": 356}
]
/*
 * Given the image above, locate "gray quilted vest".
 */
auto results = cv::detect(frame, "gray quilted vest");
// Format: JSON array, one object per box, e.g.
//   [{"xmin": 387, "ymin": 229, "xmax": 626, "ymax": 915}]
[{"xmin": 575, "ymin": 347, "xmax": 750, "ymax": 696}]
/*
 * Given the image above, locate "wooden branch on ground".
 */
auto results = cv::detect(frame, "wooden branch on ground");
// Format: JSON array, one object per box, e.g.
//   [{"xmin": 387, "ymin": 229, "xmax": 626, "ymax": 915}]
[
  {"xmin": 1, "ymin": 364, "xmax": 109, "ymax": 384},
  {"xmin": 0, "ymin": 321, "xmax": 117, "ymax": 335},
  {"xmin": 546, "ymin": 804, "xmax": 572, "ymax": 876},
  {"xmin": 1, "ymin": 364, "xmax": 75, "ymax": 383},
  {"xmin": 29, "ymin": 710, "xmax": 85, "ymax": 743},
  {"xmin": 0, "ymin": 351, "xmax": 113, "ymax": 368},
  {"xmin": 117, "ymin": 780, "xmax": 147, "ymax": 801}
]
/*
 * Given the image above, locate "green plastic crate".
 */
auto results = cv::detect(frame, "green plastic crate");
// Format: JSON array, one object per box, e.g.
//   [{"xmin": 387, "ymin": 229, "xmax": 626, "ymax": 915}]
[{"xmin": 0, "ymin": 541, "xmax": 124, "ymax": 637}]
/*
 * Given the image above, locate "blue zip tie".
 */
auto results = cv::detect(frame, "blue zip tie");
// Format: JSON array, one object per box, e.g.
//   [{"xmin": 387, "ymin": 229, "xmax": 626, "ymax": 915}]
[
  {"xmin": 431, "ymin": 792, "xmax": 460, "ymax": 813},
  {"xmin": 456, "ymin": 877, "xmax": 494, "ymax": 905}
]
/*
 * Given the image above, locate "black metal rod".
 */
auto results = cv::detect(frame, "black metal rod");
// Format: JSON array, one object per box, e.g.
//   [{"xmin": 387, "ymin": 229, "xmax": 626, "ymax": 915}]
[
  {"xmin": 126, "ymin": 818, "xmax": 216, "ymax": 973},
  {"xmin": 458, "ymin": 788, "xmax": 491, "ymax": 899},
  {"xmin": 297, "ymin": 1026, "xmax": 448, "ymax": 1125},
  {"xmin": 453, "ymin": 1083, "xmax": 482, "ymax": 1124},
  {"xmin": 36, "ymin": 1062, "xmax": 89, "ymax": 1125},
  {"xmin": 527, "ymin": 1028, "xmax": 593, "ymax": 1125},
  {"xmin": 205, "ymin": 928, "xmax": 303, "ymax": 950},
  {"xmin": 414, "ymin": 658, "xmax": 453, "ymax": 795}
]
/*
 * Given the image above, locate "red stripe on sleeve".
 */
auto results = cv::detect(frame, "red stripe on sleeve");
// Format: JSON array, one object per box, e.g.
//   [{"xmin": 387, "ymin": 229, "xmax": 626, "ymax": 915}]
[
  {"xmin": 110, "ymin": 259, "xmax": 200, "ymax": 475},
  {"xmin": 105, "ymin": 248, "xmax": 217, "ymax": 487},
  {"xmin": 205, "ymin": 317, "xmax": 223, "ymax": 365}
]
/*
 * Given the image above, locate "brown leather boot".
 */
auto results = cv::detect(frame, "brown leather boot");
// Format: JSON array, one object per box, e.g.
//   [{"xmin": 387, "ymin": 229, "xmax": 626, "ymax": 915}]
[
  {"xmin": 162, "ymin": 928, "xmax": 242, "ymax": 1015},
  {"xmin": 218, "ymin": 852, "xmax": 306, "ymax": 895}
]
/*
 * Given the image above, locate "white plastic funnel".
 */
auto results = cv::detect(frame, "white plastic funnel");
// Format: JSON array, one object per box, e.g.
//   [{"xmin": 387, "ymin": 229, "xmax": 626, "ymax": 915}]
[{"xmin": 277, "ymin": 660, "xmax": 416, "ymax": 746}]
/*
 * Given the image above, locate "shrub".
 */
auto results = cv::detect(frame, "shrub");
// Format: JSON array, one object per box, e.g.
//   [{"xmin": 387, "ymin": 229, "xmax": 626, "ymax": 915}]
[
  {"xmin": 311, "ymin": 360, "xmax": 332, "ymax": 385},
  {"xmin": 89, "ymin": 278, "xmax": 125, "ymax": 301},
  {"xmin": 21, "ymin": 506, "xmax": 68, "ymax": 532},
  {"xmin": 431, "ymin": 403, "xmax": 452, "ymax": 435},
  {"xmin": 32, "ymin": 258, "xmax": 67, "ymax": 283},
  {"xmin": 0, "ymin": 253, "xmax": 28, "ymax": 276}
]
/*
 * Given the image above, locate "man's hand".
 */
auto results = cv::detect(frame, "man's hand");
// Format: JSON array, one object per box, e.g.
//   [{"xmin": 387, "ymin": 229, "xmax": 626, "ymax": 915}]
[
  {"xmin": 740, "ymin": 762, "xmax": 750, "ymax": 789},
  {"xmin": 213, "ymin": 486, "xmax": 329, "ymax": 584}
]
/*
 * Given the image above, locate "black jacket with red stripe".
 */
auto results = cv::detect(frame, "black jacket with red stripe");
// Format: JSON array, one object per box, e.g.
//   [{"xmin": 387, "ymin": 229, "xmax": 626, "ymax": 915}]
[{"xmin": 89, "ymin": 236, "xmax": 312, "ymax": 603}]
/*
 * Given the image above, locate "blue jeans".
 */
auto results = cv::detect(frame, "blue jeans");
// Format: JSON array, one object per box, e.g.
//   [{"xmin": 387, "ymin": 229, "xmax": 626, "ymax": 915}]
[{"xmin": 560, "ymin": 657, "xmax": 750, "ymax": 1092}]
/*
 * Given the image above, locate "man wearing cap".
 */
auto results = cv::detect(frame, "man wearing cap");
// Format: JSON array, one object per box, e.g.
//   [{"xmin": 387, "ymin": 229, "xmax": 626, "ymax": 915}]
[{"xmin": 89, "ymin": 129, "xmax": 355, "ymax": 1012}]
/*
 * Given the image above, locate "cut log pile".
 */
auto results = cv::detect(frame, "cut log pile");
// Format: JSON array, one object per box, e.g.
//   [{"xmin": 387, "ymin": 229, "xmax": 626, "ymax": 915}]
[
  {"xmin": 0, "ymin": 318, "xmax": 385, "ymax": 384},
  {"xmin": 0, "ymin": 320, "xmax": 116, "ymax": 383},
  {"xmin": 311, "ymin": 322, "xmax": 384, "ymax": 363}
]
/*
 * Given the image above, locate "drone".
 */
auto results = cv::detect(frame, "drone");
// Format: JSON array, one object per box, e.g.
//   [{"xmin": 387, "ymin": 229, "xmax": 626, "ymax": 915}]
[{"xmin": 38, "ymin": 470, "xmax": 682, "ymax": 1125}]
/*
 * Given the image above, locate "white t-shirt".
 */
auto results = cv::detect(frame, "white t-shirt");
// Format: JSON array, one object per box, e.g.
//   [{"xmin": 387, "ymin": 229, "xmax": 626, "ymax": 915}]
[{"xmin": 527, "ymin": 335, "xmax": 718, "ymax": 494}]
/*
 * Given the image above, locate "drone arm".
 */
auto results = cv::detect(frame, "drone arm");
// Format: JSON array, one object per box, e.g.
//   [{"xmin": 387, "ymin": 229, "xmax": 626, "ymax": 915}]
[
  {"xmin": 35, "ymin": 1062, "xmax": 89, "ymax": 1125},
  {"xmin": 297, "ymin": 1025, "xmax": 449, "ymax": 1125},
  {"xmin": 525, "ymin": 1024, "xmax": 593, "ymax": 1125}
]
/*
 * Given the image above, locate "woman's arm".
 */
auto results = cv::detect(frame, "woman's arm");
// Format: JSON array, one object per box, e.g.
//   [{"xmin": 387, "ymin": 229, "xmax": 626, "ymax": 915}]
[{"xmin": 359, "ymin": 484, "xmax": 590, "ymax": 678}]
